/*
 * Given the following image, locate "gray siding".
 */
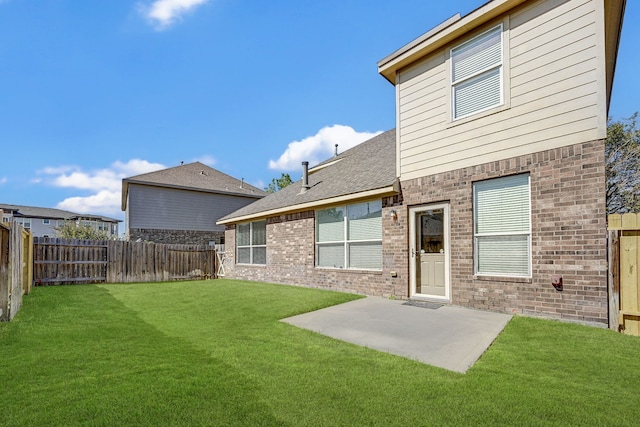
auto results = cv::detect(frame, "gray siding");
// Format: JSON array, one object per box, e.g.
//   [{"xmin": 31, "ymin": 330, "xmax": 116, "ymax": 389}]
[{"xmin": 127, "ymin": 184, "xmax": 259, "ymax": 232}]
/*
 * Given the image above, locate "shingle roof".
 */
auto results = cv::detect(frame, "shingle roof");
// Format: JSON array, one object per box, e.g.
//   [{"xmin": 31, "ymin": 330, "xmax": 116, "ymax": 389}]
[
  {"xmin": 121, "ymin": 161, "xmax": 266, "ymax": 210},
  {"xmin": 219, "ymin": 129, "xmax": 398, "ymax": 223},
  {"xmin": 0, "ymin": 203, "xmax": 120, "ymax": 223}
]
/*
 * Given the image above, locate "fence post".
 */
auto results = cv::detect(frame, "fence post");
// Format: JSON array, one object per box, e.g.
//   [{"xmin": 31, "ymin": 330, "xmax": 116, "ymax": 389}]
[
  {"xmin": 0, "ymin": 224, "xmax": 9, "ymax": 321},
  {"xmin": 607, "ymin": 228, "xmax": 620, "ymax": 331}
]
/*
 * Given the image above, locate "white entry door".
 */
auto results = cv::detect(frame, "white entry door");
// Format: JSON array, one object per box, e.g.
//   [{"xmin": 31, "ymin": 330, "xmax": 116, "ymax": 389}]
[{"xmin": 409, "ymin": 204, "xmax": 450, "ymax": 301}]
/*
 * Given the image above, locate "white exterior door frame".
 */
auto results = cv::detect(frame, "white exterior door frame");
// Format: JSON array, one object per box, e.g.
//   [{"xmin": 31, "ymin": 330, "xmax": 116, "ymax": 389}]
[{"xmin": 409, "ymin": 203, "xmax": 451, "ymax": 302}]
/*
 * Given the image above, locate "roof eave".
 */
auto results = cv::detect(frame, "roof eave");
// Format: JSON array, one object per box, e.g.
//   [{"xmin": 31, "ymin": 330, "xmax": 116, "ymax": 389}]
[
  {"xmin": 604, "ymin": 0, "xmax": 626, "ymax": 115},
  {"xmin": 217, "ymin": 182, "xmax": 399, "ymax": 225},
  {"xmin": 377, "ymin": 0, "xmax": 529, "ymax": 84}
]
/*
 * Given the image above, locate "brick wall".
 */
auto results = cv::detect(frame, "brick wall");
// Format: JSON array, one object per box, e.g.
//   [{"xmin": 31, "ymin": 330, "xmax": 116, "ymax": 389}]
[
  {"xmin": 224, "ymin": 139, "xmax": 607, "ymax": 325},
  {"xmin": 399, "ymin": 139, "xmax": 607, "ymax": 324},
  {"xmin": 129, "ymin": 228, "xmax": 224, "ymax": 245},
  {"xmin": 225, "ymin": 208, "xmax": 407, "ymax": 298}
]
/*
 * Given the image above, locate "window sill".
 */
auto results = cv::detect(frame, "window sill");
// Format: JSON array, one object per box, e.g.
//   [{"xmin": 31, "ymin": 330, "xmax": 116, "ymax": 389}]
[
  {"xmin": 474, "ymin": 275, "xmax": 532, "ymax": 284},
  {"xmin": 235, "ymin": 263, "xmax": 266, "ymax": 267},
  {"xmin": 315, "ymin": 267, "xmax": 383, "ymax": 275}
]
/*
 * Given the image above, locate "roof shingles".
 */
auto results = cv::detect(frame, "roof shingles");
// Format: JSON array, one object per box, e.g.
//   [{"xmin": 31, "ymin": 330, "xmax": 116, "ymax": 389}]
[
  {"xmin": 219, "ymin": 129, "xmax": 397, "ymax": 223},
  {"xmin": 121, "ymin": 162, "xmax": 266, "ymax": 210}
]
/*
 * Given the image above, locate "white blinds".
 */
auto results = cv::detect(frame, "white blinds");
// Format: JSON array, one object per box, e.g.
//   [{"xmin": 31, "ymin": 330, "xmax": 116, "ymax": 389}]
[
  {"xmin": 477, "ymin": 235, "xmax": 529, "ymax": 276},
  {"xmin": 452, "ymin": 26, "xmax": 502, "ymax": 81},
  {"xmin": 317, "ymin": 207, "xmax": 345, "ymax": 242},
  {"xmin": 317, "ymin": 244, "xmax": 345, "ymax": 268},
  {"xmin": 252, "ymin": 220, "xmax": 266, "ymax": 245},
  {"xmin": 236, "ymin": 220, "xmax": 266, "ymax": 265},
  {"xmin": 237, "ymin": 223, "xmax": 250, "ymax": 246},
  {"xmin": 349, "ymin": 242, "xmax": 382, "ymax": 270},
  {"xmin": 454, "ymin": 68, "xmax": 501, "ymax": 119},
  {"xmin": 252, "ymin": 247, "xmax": 266, "ymax": 265},
  {"xmin": 451, "ymin": 25, "xmax": 502, "ymax": 119},
  {"xmin": 475, "ymin": 174, "xmax": 530, "ymax": 234},
  {"xmin": 348, "ymin": 201, "xmax": 382, "ymax": 241},
  {"xmin": 474, "ymin": 174, "xmax": 530, "ymax": 276},
  {"xmin": 316, "ymin": 201, "xmax": 382, "ymax": 270},
  {"xmin": 237, "ymin": 247, "xmax": 250, "ymax": 264}
]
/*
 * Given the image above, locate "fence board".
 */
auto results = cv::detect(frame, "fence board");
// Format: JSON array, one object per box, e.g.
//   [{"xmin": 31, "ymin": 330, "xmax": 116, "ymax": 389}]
[
  {"xmin": 34, "ymin": 238, "xmax": 216, "ymax": 285},
  {"xmin": 0, "ymin": 224, "xmax": 9, "ymax": 320},
  {"xmin": 608, "ymin": 213, "xmax": 640, "ymax": 335},
  {"xmin": 0, "ymin": 222, "xmax": 32, "ymax": 321}
]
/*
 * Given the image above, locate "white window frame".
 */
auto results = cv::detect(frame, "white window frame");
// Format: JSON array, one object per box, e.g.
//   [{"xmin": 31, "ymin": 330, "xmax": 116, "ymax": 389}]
[
  {"xmin": 451, "ymin": 24, "xmax": 504, "ymax": 121},
  {"xmin": 43, "ymin": 219, "xmax": 50, "ymax": 225},
  {"xmin": 315, "ymin": 200, "xmax": 382, "ymax": 271},
  {"xmin": 236, "ymin": 220, "xmax": 267, "ymax": 265},
  {"xmin": 473, "ymin": 174, "xmax": 531, "ymax": 278}
]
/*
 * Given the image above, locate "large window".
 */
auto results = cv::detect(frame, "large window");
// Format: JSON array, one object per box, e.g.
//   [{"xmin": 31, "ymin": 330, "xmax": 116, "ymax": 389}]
[
  {"xmin": 316, "ymin": 200, "xmax": 382, "ymax": 270},
  {"xmin": 451, "ymin": 24, "xmax": 503, "ymax": 120},
  {"xmin": 236, "ymin": 220, "xmax": 266, "ymax": 265},
  {"xmin": 473, "ymin": 174, "xmax": 530, "ymax": 277}
]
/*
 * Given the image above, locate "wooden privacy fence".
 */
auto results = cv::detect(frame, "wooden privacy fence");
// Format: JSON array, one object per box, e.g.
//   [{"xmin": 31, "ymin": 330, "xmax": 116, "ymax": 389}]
[
  {"xmin": 608, "ymin": 213, "xmax": 640, "ymax": 335},
  {"xmin": 33, "ymin": 238, "xmax": 217, "ymax": 285},
  {"xmin": 0, "ymin": 222, "xmax": 33, "ymax": 321}
]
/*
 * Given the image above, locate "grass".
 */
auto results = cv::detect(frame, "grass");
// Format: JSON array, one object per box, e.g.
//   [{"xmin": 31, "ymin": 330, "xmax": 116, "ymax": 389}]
[{"xmin": 1, "ymin": 279, "xmax": 640, "ymax": 426}]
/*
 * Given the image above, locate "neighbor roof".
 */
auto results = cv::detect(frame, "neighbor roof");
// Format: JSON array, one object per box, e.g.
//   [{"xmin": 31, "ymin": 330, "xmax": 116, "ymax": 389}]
[
  {"xmin": 218, "ymin": 129, "xmax": 398, "ymax": 224},
  {"xmin": 0, "ymin": 203, "xmax": 121, "ymax": 223},
  {"xmin": 121, "ymin": 161, "xmax": 266, "ymax": 211}
]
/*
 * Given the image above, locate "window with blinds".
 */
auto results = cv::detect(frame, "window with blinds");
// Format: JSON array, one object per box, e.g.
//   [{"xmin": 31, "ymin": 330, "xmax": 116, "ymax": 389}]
[
  {"xmin": 316, "ymin": 200, "xmax": 382, "ymax": 270},
  {"xmin": 236, "ymin": 220, "xmax": 267, "ymax": 265},
  {"xmin": 473, "ymin": 174, "xmax": 531, "ymax": 277},
  {"xmin": 451, "ymin": 24, "xmax": 503, "ymax": 120}
]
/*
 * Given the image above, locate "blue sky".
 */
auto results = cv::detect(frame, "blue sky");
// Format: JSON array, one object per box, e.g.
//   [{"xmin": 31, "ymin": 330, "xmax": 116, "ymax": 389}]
[{"xmin": 1, "ymin": 0, "xmax": 638, "ymax": 221}]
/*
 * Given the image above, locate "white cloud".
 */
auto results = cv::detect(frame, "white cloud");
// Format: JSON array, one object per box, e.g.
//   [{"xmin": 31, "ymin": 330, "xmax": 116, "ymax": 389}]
[
  {"xmin": 0, "ymin": 177, "xmax": 7, "ymax": 185},
  {"xmin": 192, "ymin": 155, "xmax": 216, "ymax": 166},
  {"xmin": 269, "ymin": 125, "xmax": 383, "ymax": 171},
  {"xmin": 40, "ymin": 159, "xmax": 166, "ymax": 216},
  {"xmin": 141, "ymin": 0, "xmax": 210, "ymax": 30},
  {"xmin": 57, "ymin": 190, "xmax": 123, "ymax": 217}
]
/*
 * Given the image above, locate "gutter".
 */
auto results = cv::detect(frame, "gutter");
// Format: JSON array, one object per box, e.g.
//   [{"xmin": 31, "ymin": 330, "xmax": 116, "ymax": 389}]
[{"xmin": 217, "ymin": 182, "xmax": 399, "ymax": 225}]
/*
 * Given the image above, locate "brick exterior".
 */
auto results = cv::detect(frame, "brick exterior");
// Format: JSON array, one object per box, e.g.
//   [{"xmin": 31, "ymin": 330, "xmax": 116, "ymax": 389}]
[
  {"xmin": 398, "ymin": 139, "xmax": 608, "ymax": 324},
  {"xmin": 225, "ymin": 209, "xmax": 407, "ymax": 298},
  {"xmin": 129, "ymin": 228, "xmax": 224, "ymax": 245},
  {"xmin": 225, "ymin": 140, "xmax": 607, "ymax": 325}
]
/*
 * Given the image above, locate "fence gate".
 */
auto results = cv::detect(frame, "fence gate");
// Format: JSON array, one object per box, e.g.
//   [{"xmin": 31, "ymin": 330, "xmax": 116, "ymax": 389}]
[{"xmin": 608, "ymin": 213, "xmax": 640, "ymax": 335}]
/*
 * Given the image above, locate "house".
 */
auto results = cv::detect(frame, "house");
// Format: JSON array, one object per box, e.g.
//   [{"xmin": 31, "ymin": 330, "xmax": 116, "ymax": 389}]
[
  {"xmin": 218, "ymin": 0, "xmax": 626, "ymax": 326},
  {"xmin": 0, "ymin": 203, "xmax": 120, "ymax": 238},
  {"xmin": 122, "ymin": 161, "xmax": 266, "ymax": 245}
]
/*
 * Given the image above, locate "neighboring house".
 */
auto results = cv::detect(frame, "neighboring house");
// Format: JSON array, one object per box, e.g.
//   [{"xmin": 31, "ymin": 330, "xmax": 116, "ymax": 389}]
[
  {"xmin": 218, "ymin": 0, "xmax": 625, "ymax": 326},
  {"xmin": 0, "ymin": 204, "xmax": 120, "ymax": 238},
  {"xmin": 122, "ymin": 161, "xmax": 266, "ymax": 245}
]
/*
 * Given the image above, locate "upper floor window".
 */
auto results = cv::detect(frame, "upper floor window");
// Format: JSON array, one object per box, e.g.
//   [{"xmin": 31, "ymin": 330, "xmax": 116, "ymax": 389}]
[
  {"xmin": 43, "ymin": 219, "xmax": 50, "ymax": 225},
  {"xmin": 451, "ymin": 24, "xmax": 503, "ymax": 120},
  {"xmin": 316, "ymin": 200, "xmax": 382, "ymax": 270},
  {"xmin": 236, "ymin": 220, "xmax": 266, "ymax": 265},
  {"xmin": 15, "ymin": 217, "xmax": 30, "ymax": 228}
]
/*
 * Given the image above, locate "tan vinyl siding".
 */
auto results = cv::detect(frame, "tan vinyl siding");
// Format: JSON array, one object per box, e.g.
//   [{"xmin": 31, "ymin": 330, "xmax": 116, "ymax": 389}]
[{"xmin": 397, "ymin": 0, "xmax": 605, "ymax": 181}]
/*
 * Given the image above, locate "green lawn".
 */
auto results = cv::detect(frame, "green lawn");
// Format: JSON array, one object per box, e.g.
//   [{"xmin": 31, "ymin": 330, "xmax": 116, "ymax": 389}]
[{"xmin": 1, "ymin": 280, "xmax": 639, "ymax": 426}]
